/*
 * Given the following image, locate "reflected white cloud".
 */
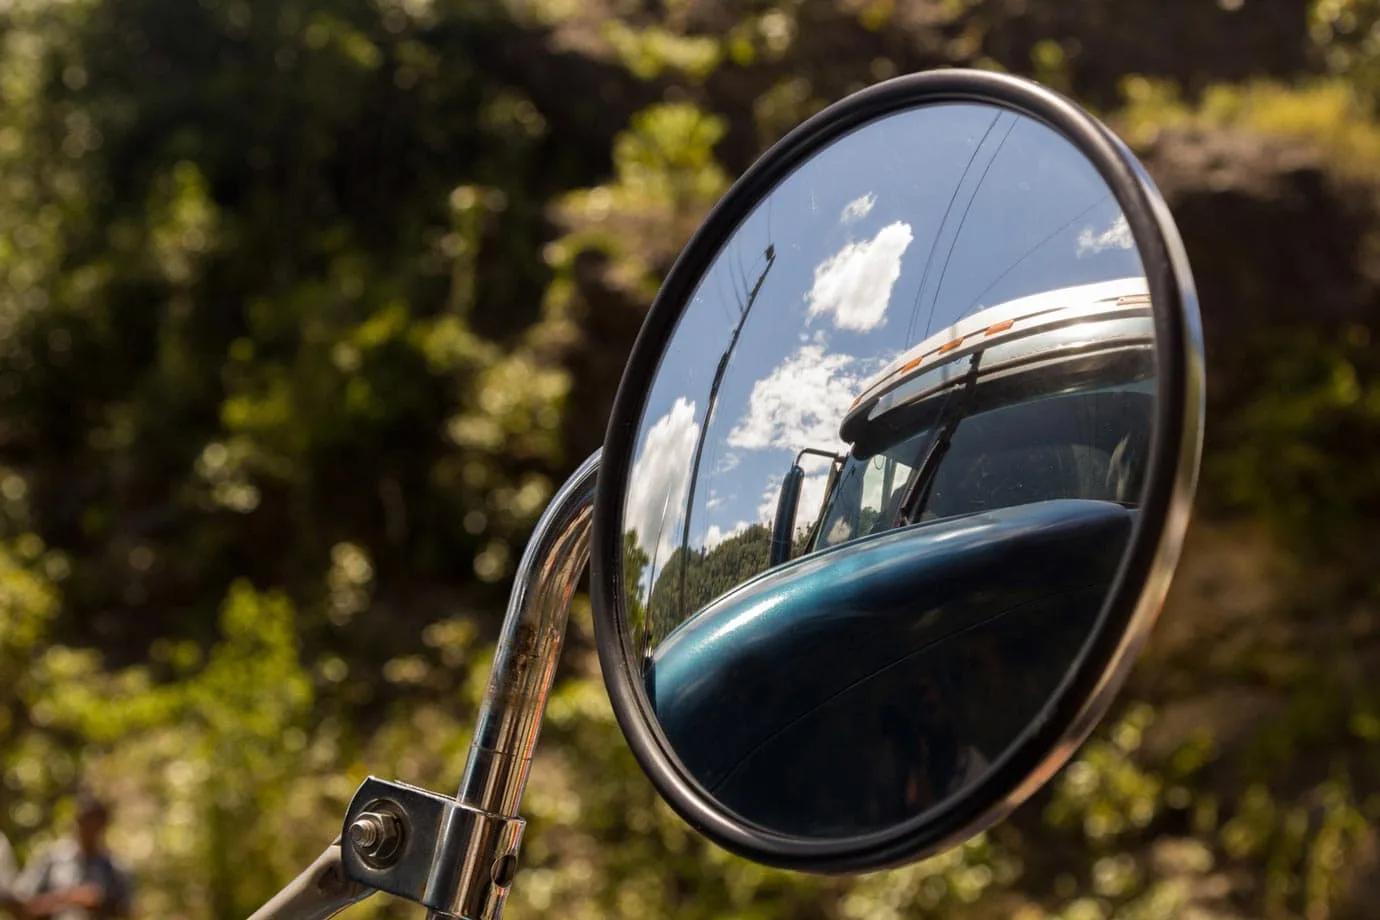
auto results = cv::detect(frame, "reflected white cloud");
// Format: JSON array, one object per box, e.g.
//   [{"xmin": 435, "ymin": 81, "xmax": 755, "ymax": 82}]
[
  {"xmin": 626, "ymin": 397, "xmax": 700, "ymax": 566},
  {"xmin": 806, "ymin": 221, "xmax": 914, "ymax": 332},
  {"xmin": 841, "ymin": 192, "xmax": 876, "ymax": 224},
  {"xmin": 756, "ymin": 469, "xmax": 833, "ymax": 531},
  {"xmin": 1076, "ymin": 214, "xmax": 1133, "ymax": 256},
  {"xmin": 705, "ymin": 520, "xmax": 750, "ymax": 550},
  {"xmin": 727, "ymin": 344, "xmax": 859, "ymax": 452}
]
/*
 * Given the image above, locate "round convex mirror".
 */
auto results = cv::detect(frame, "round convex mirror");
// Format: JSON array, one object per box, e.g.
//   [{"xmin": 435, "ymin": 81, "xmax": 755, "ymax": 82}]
[{"xmin": 591, "ymin": 71, "xmax": 1203, "ymax": 873}]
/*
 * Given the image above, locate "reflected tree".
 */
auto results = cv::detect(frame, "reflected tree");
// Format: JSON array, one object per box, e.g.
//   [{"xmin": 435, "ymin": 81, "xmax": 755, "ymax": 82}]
[{"xmin": 647, "ymin": 524, "xmax": 771, "ymax": 643}]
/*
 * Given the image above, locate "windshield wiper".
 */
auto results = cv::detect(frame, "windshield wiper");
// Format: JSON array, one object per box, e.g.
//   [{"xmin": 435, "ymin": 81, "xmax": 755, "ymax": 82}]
[{"xmin": 893, "ymin": 352, "xmax": 983, "ymax": 527}]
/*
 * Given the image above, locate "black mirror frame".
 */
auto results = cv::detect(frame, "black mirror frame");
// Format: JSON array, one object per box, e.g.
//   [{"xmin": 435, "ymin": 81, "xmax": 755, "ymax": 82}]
[{"xmin": 589, "ymin": 68, "xmax": 1205, "ymax": 874}]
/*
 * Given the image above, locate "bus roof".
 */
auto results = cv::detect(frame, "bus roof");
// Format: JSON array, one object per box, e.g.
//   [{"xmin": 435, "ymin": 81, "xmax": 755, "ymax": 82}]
[{"xmin": 841, "ymin": 276, "xmax": 1152, "ymax": 447}]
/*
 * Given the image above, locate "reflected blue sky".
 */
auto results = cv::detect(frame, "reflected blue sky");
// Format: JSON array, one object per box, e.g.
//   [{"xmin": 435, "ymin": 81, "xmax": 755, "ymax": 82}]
[{"xmin": 624, "ymin": 101, "xmax": 1147, "ymax": 597}]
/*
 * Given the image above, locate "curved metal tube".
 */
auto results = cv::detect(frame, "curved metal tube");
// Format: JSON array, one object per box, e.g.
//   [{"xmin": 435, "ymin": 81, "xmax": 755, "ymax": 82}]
[
  {"xmin": 246, "ymin": 840, "xmax": 371, "ymax": 920},
  {"xmin": 456, "ymin": 449, "xmax": 599, "ymax": 816}
]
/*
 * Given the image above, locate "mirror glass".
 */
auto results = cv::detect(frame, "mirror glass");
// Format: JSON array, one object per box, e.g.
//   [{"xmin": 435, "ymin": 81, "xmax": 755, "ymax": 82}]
[{"xmin": 619, "ymin": 102, "xmax": 1155, "ymax": 840}]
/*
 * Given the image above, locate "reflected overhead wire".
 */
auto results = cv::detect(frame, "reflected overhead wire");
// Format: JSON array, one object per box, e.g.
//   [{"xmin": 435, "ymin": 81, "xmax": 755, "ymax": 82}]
[
  {"xmin": 924, "ymin": 117, "xmax": 1016, "ymax": 340},
  {"xmin": 959, "ymin": 194, "xmax": 1111, "ymax": 318},
  {"xmin": 905, "ymin": 112, "xmax": 1002, "ymax": 349}
]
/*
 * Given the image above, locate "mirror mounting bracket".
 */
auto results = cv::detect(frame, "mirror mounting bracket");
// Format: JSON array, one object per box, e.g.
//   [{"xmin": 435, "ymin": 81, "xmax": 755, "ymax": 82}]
[
  {"xmin": 794, "ymin": 447, "xmax": 844, "ymax": 466},
  {"xmin": 245, "ymin": 450, "xmax": 600, "ymax": 920},
  {"xmin": 338, "ymin": 777, "xmax": 525, "ymax": 917}
]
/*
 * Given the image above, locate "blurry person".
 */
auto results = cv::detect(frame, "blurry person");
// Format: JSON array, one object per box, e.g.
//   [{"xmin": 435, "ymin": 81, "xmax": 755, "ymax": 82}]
[
  {"xmin": 0, "ymin": 827, "xmax": 18, "ymax": 915},
  {"xmin": 15, "ymin": 794, "xmax": 132, "ymax": 920}
]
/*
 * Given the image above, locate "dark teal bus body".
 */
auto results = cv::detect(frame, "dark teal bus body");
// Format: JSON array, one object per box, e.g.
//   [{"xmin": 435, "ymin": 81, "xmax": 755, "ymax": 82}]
[{"xmin": 645, "ymin": 498, "xmax": 1135, "ymax": 837}]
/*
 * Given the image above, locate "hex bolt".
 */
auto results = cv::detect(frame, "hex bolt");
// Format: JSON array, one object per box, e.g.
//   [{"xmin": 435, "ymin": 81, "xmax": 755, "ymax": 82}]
[{"xmin": 350, "ymin": 810, "xmax": 403, "ymax": 866}]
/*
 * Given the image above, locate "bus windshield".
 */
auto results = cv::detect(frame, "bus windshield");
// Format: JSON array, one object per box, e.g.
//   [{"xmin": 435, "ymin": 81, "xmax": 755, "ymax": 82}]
[
  {"xmin": 811, "ymin": 378, "xmax": 1152, "ymax": 552},
  {"xmin": 813, "ymin": 426, "xmax": 935, "ymax": 550}
]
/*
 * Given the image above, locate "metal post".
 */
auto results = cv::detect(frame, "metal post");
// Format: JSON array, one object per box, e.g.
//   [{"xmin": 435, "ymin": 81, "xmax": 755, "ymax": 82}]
[{"xmin": 453, "ymin": 449, "xmax": 600, "ymax": 819}]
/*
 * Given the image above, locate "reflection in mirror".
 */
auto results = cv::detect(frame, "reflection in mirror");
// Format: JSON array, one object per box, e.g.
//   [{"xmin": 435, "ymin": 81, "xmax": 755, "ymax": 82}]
[{"xmin": 619, "ymin": 102, "xmax": 1155, "ymax": 839}]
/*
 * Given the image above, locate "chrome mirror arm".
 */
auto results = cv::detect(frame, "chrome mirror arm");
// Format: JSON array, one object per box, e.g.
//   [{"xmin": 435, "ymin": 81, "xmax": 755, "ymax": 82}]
[
  {"xmin": 451, "ymin": 448, "xmax": 600, "ymax": 820},
  {"xmin": 246, "ymin": 839, "xmax": 372, "ymax": 920},
  {"xmin": 244, "ymin": 451, "xmax": 599, "ymax": 920}
]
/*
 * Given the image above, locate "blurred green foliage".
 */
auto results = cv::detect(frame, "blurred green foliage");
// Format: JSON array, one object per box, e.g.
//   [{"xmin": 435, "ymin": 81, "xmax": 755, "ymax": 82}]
[{"xmin": 0, "ymin": 0, "xmax": 1376, "ymax": 919}]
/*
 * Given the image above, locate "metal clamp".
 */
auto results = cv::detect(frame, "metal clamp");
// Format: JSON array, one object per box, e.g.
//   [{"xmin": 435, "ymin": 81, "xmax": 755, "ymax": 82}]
[{"xmin": 340, "ymin": 777, "xmax": 525, "ymax": 920}]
